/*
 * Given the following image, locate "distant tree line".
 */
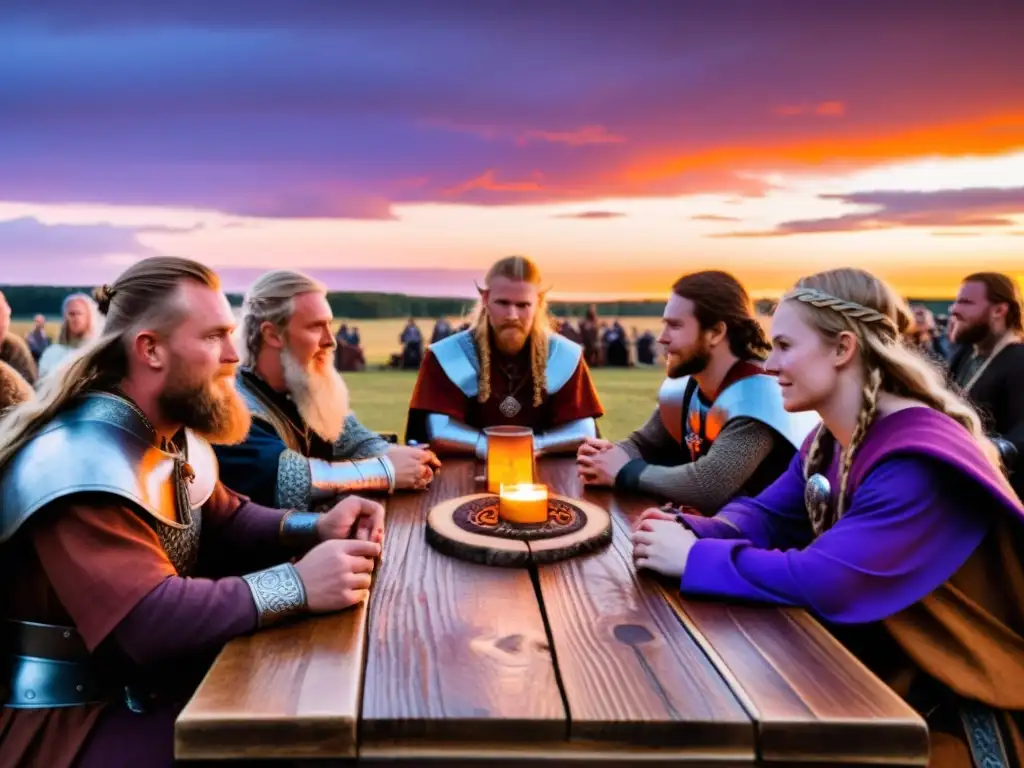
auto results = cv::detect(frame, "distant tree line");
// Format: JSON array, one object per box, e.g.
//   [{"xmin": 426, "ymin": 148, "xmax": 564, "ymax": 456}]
[
  {"xmin": 0, "ymin": 284, "xmax": 950, "ymax": 321},
  {"xmin": 0, "ymin": 283, "xmax": 671, "ymax": 319}
]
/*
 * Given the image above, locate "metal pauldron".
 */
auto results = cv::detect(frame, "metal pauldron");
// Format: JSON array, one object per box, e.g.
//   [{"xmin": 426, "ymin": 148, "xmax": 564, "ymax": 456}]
[
  {"xmin": 279, "ymin": 510, "xmax": 321, "ymax": 551},
  {"xmin": 308, "ymin": 455, "xmax": 396, "ymax": 501},
  {"xmin": 241, "ymin": 563, "xmax": 308, "ymax": 628},
  {"xmin": 423, "ymin": 413, "xmax": 487, "ymax": 459},
  {"xmin": 534, "ymin": 418, "xmax": 597, "ymax": 455}
]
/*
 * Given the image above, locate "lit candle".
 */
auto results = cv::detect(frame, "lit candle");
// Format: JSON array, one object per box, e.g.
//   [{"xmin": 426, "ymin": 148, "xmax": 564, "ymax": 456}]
[
  {"xmin": 499, "ymin": 483, "xmax": 549, "ymax": 525},
  {"xmin": 484, "ymin": 426, "xmax": 534, "ymax": 493}
]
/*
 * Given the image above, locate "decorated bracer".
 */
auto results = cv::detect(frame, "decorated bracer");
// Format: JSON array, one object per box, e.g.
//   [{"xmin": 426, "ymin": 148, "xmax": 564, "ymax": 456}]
[
  {"xmin": 275, "ymin": 449, "xmax": 397, "ymax": 510},
  {"xmin": 241, "ymin": 561, "xmax": 309, "ymax": 627},
  {"xmin": 421, "ymin": 412, "xmax": 597, "ymax": 459}
]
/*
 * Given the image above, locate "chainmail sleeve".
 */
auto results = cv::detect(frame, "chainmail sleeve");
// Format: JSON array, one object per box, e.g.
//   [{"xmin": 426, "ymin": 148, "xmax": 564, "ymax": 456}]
[
  {"xmin": 618, "ymin": 406, "xmax": 682, "ymax": 463},
  {"xmin": 275, "ymin": 449, "xmax": 313, "ymax": 510},
  {"xmin": 634, "ymin": 417, "xmax": 777, "ymax": 513},
  {"xmin": 333, "ymin": 412, "xmax": 390, "ymax": 460}
]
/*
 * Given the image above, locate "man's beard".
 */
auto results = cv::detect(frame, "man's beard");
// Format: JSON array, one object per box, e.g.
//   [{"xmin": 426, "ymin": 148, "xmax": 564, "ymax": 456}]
[
  {"xmin": 159, "ymin": 358, "xmax": 252, "ymax": 445},
  {"xmin": 666, "ymin": 340, "xmax": 711, "ymax": 379},
  {"xmin": 950, "ymin": 318, "xmax": 990, "ymax": 347},
  {"xmin": 490, "ymin": 320, "xmax": 529, "ymax": 356},
  {"xmin": 282, "ymin": 347, "xmax": 350, "ymax": 442}
]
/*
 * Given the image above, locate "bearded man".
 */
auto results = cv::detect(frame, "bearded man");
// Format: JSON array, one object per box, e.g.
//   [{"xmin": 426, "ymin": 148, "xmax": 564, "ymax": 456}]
[
  {"xmin": 405, "ymin": 255, "xmax": 603, "ymax": 457},
  {"xmin": 948, "ymin": 272, "xmax": 1024, "ymax": 492},
  {"xmin": 578, "ymin": 271, "xmax": 818, "ymax": 514},
  {"xmin": 215, "ymin": 271, "xmax": 439, "ymax": 510},
  {"xmin": 0, "ymin": 257, "xmax": 385, "ymax": 768}
]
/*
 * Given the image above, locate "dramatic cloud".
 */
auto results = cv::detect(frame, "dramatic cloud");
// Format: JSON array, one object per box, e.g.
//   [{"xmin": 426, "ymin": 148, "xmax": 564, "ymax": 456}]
[
  {"xmin": 553, "ymin": 211, "xmax": 626, "ymax": 219},
  {"xmin": 690, "ymin": 214, "xmax": 741, "ymax": 222},
  {"xmin": 714, "ymin": 186, "xmax": 1024, "ymax": 237},
  {"xmin": 0, "ymin": 0, "xmax": 1020, "ymax": 215}
]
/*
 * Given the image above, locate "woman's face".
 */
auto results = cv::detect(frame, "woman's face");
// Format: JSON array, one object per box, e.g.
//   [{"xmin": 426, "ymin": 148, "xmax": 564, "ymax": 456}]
[
  {"xmin": 65, "ymin": 299, "xmax": 90, "ymax": 338},
  {"xmin": 764, "ymin": 301, "xmax": 840, "ymax": 413}
]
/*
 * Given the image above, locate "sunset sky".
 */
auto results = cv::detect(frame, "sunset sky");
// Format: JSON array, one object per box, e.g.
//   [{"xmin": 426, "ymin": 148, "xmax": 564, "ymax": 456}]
[{"xmin": 1, "ymin": 0, "xmax": 1022, "ymax": 299}]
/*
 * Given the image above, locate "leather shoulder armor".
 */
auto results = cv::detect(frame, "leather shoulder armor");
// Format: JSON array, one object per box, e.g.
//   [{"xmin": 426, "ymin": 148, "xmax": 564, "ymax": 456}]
[
  {"xmin": 657, "ymin": 376, "xmax": 691, "ymax": 445},
  {"xmin": 0, "ymin": 392, "xmax": 218, "ymax": 545}
]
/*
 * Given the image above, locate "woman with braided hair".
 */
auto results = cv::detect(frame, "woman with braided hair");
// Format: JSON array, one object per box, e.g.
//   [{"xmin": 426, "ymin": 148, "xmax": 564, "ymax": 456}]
[{"xmin": 633, "ymin": 267, "xmax": 1024, "ymax": 765}]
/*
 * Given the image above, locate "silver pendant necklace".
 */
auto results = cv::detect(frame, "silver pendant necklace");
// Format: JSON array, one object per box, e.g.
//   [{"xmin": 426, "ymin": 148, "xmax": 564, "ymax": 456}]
[{"xmin": 498, "ymin": 362, "xmax": 528, "ymax": 418}]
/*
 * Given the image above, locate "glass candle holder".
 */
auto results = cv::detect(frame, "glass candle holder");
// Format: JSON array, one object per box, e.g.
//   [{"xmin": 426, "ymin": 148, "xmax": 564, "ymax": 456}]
[
  {"xmin": 484, "ymin": 426, "xmax": 534, "ymax": 493},
  {"xmin": 499, "ymin": 483, "xmax": 549, "ymax": 525}
]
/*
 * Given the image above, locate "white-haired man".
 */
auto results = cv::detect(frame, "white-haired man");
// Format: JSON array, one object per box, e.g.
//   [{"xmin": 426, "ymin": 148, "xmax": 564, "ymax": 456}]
[{"xmin": 215, "ymin": 270, "xmax": 440, "ymax": 510}]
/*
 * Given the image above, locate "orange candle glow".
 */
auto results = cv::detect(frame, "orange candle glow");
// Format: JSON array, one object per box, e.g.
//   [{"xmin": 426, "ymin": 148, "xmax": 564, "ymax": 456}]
[
  {"xmin": 484, "ymin": 426, "xmax": 534, "ymax": 493},
  {"xmin": 499, "ymin": 483, "xmax": 549, "ymax": 525}
]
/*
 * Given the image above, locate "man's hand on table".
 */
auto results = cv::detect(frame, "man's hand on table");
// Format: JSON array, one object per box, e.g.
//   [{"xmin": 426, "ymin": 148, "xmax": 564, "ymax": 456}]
[
  {"xmin": 389, "ymin": 443, "xmax": 442, "ymax": 490},
  {"xmin": 576, "ymin": 441, "xmax": 631, "ymax": 487},
  {"xmin": 294, "ymin": 539, "xmax": 381, "ymax": 611},
  {"xmin": 318, "ymin": 495, "xmax": 385, "ymax": 543}
]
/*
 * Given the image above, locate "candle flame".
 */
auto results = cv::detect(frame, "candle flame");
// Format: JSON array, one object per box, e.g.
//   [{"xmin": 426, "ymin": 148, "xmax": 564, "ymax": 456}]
[{"xmin": 500, "ymin": 483, "xmax": 548, "ymax": 501}]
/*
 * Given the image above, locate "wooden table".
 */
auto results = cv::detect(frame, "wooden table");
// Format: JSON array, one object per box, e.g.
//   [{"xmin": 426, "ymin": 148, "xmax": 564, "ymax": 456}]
[{"xmin": 176, "ymin": 458, "xmax": 929, "ymax": 766}]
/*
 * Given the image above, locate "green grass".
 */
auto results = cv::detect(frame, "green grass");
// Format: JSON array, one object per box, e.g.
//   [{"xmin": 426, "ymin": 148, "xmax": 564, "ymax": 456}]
[{"xmin": 344, "ymin": 366, "xmax": 667, "ymax": 443}]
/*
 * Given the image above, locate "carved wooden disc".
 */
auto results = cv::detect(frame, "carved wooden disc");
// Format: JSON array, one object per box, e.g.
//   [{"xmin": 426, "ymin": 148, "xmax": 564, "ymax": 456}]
[{"xmin": 425, "ymin": 492, "xmax": 612, "ymax": 567}]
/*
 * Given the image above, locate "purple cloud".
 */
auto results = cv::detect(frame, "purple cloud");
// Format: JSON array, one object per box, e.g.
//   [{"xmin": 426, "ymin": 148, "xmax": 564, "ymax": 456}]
[
  {"xmin": 0, "ymin": 1, "xmax": 1021, "ymax": 215},
  {"xmin": 714, "ymin": 187, "xmax": 1024, "ymax": 237}
]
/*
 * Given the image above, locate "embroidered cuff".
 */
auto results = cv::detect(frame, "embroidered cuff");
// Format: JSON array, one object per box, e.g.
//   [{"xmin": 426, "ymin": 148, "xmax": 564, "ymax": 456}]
[
  {"xmin": 615, "ymin": 458, "xmax": 648, "ymax": 491},
  {"xmin": 241, "ymin": 563, "xmax": 308, "ymax": 628}
]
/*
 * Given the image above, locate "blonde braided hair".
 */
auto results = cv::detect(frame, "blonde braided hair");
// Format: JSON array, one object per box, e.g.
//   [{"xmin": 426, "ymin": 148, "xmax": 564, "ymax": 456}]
[
  {"xmin": 786, "ymin": 268, "xmax": 999, "ymax": 535},
  {"xmin": 467, "ymin": 256, "xmax": 552, "ymax": 407}
]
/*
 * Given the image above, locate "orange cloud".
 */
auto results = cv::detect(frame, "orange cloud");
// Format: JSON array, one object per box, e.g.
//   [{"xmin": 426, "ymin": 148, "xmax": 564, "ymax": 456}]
[
  {"xmin": 628, "ymin": 112, "xmax": 1024, "ymax": 184},
  {"xmin": 444, "ymin": 169, "xmax": 544, "ymax": 196}
]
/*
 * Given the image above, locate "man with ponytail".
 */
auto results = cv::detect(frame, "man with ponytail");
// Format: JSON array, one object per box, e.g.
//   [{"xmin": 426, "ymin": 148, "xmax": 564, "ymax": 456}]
[
  {"xmin": 633, "ymin": 267, "xmax": 1024, "ymax": 766},
  {"xmin": 405, "ymin": 255, "xmax": 603, "ymax": 457},
  {"xmin": 215, "ymin": 269, "xmax": 440, "ymax": 510},
  {"xmin": 578, "ymin": 270, "xmax": 818, "ymax": 513},
  {"xmin": 0, "ymin": 257, "xmax": 387, "ymax": 767}
]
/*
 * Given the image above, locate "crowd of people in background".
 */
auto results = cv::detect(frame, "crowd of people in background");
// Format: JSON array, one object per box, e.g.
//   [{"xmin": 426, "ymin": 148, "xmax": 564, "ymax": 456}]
[{"xmin": 2, "ymin": 272, "xmax": 1021, "ymax": 463}]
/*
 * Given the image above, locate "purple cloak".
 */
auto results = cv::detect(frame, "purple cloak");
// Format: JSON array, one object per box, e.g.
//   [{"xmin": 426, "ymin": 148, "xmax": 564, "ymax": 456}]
[{"xmin": 677, "ymin": 407, "xmax": 1024, "ymax": 624}]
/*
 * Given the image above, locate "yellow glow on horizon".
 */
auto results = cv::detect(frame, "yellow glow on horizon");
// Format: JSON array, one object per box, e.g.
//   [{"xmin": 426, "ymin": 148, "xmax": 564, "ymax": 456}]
[{"xmin": 1, "ymin": 150, "xmax": 1022, "ymax": 300}]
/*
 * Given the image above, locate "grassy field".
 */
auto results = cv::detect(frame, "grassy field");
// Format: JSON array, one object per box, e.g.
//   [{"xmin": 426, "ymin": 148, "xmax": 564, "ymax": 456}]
[
  {"xmin": 10, "ymin": 316, "xmax": 670, "ymax": 442},
  {"xmin": 343, "ymin": 366, "xmax": 667, "ymax": 442}
]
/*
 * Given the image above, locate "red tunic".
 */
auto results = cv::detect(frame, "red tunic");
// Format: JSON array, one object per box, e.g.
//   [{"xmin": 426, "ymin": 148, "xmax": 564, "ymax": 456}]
[
  {"xmin": 405, "ymin": 341, "xmax": 604, "ymax": 443},
  {"xmin": 0, "ymin": 482, "xmax": 287, "ymax": 768}
]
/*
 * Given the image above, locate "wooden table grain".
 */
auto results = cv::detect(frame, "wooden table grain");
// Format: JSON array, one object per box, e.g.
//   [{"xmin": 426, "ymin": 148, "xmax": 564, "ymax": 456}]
[{"xmin": 175, "ymin": 456, "xmax": 930, "ymax": 766}]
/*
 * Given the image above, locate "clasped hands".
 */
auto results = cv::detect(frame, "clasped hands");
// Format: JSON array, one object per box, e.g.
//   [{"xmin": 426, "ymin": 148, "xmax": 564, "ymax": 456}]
[
  {"xmin": 630, "ymin": 506, "xmax": 698, "ymax": 579},
  {"xmin": 294, "ymin": 495, "xmax": 385, "ymax": 613},
  {"xmin": 575, "ymin": 437, "xmax": 631, "ymax": 486}
]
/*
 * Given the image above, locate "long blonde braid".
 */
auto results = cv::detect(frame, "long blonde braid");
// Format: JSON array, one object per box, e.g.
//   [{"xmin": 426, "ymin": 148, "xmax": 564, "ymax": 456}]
[{"xmin": 785, "ymin": 269, "xmax": 1002, "ymax": 534}]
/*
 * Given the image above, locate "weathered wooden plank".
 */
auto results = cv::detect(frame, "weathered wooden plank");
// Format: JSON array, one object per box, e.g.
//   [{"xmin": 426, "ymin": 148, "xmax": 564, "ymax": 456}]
[
  {"xmin": 611, "ymin": 494, "xmax": 929, "ymax": 764},
  {"xmin": 661, "ymin": 597, "xmax": 930, "ymax": 765},
  {"xmin": 175, "ymin": 602, "xmax": 368, "ymax": 760},
  {"xmin": 360, "ymin": 459, "xmax": 567, "ymax": 748},
  {"xmin": 530, "ymin": 460, "xmax": 755, "ymax": 760}
]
